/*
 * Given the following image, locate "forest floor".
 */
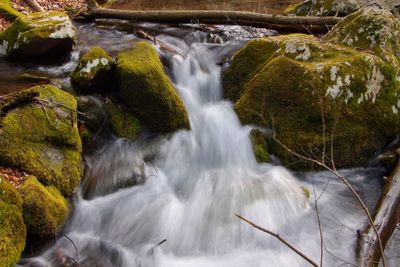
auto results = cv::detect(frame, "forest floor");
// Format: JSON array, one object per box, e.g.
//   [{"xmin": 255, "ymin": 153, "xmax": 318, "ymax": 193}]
[{"xmin": 0, "ymin": 0, "xmax": 88, "ymax": 30}]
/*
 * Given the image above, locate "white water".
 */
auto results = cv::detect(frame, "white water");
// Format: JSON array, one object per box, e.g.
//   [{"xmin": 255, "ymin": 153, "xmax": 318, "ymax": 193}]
[{"xmin": 21, "ymin": 34, "xmax": 398, "ymax": 267}]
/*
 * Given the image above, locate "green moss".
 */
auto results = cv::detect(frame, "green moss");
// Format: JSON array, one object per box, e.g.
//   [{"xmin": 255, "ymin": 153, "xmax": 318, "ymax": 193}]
[
  {"xmin": 301, "ymin": 186, "xmax": 311, "ymax": 201},
  {"xmin": 106, "ymin": 101, "xmax": 141, "ymax": 139},
  {"xmin": 0, "ymin": 200, "xmax": 26, "ymax": 267},
  {"xmin": 19, "ymin": 176, "xmax": 68, "ymax": 240},
  {"xmin": 71, "ymin": 47, "xmax": 115, "ymax": 94},
  {"xmin": 224, "ymin": 34, "xmax": 400, "ymax": 169},
  {"xmin": 0, "ymin": 11, "xmax": 75, "ymax": 58},
  {"xmin": 323, "ymin": 8, "xmax": 400, "ymax": 67},
  {"xmin": 0, "ymin": 0, "xmax": 23, "ymax": 22},
  {"xmin": 116, "ymin": 42, "xmax": 190, "ymax": 133},
  {"xmin": 249, "ymin": 129, "xmax": 270, "ymax": 163},
  {"xmin": 284, "ymin": 1, "xmax": 312, "ymax": 16},
  {"xmin": 0, "ymin": 176, "xmax": 22, "ymax": 209},
  {"xmin": 0, "ymin": 85, "xmax": 82, "ymax": 196}
]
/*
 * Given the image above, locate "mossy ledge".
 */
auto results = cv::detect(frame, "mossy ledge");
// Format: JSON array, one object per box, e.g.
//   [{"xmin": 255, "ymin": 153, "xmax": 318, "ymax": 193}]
[
  {"xmin": 116, "ymin": 41, "xmax": 190, "ymax": 133},
  {"xmin": 223, "ymin": 34, "xmax": 400, "ymax": 170},
  {"xmin": 0, "ymin": 178, "xmax": 26, "ymax": 267},
  {"xmin": 0, "ymin": 85, "xmax": 82, "ymax": 196}
]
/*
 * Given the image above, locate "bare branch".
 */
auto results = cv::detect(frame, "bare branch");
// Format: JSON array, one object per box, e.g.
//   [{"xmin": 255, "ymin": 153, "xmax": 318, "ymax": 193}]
[
  {"xmin": 235, "ymin": 213, "xmax": 319, "ymax": 267},
  {"xmin": 23, "ymin": 0, "xmax": 45, "ymax": 12}
]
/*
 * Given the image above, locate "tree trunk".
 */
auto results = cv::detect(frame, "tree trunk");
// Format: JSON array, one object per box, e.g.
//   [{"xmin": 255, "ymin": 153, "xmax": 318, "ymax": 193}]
[
  {"xmin": 358, "ymin": 157, "xmax": 400, "ymax": 266},
  {"xmin": 23, "ymin": 0, "xmax": 45, "ymax": 12},
  {"xmin": 84, "ymin": 4, "xmax": 342, "ymax": 34}
]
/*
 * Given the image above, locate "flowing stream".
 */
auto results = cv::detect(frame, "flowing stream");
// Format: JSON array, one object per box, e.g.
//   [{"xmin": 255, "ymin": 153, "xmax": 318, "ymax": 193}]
[{"xmin": 15, "ymin": 23, "xmax": 400, "ymax": 267}]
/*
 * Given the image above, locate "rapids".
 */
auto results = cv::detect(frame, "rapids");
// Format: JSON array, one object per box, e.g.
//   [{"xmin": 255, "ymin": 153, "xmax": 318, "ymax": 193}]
[{"xmin": 16, "ymin": 23, "xmax": 399, "ymax": 267}]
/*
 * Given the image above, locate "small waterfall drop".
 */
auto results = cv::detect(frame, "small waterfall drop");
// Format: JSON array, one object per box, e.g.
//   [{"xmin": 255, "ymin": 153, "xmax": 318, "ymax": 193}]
[{"xmin": 22, "ymin": 31, "xmax": 393, "ymax": 267}]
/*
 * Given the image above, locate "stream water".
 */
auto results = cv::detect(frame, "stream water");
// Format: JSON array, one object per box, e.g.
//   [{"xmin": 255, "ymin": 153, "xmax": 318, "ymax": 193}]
[{"xmin": 7, "ymin": 22, "xmax": 400, "ymax": 267}]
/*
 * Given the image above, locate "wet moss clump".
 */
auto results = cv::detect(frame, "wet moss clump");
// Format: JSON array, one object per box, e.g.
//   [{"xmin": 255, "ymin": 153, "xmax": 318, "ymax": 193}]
[
  {"xmin": 0, "ymin": 85, "xmax": 82, "ymax": 196},
  {"xmin": 0, "ymin": 178, "xmax": 26, "ymax": 267},
  {"xmin": 19, "ymin": 176, "xmax": 68, "ymax": 240},
  {"xmin": 106, "ymin": 101, "xmax": 141, "ymax": 139},
  {"xmin": 71, "ymin": 47, "xmax": 115, "ymax": 94},
  {"xmin": 223, "ymin": 34, "xmax": 400, "ymax": 170},
  {"xmin": 249, "ymin": 129, "xmax": 270, "ymax": 163},
  {"xmin": 116, "ymin": 41, "xmax": 190, "ymax": 133},
  {"xmin": 0, "ymin": 11, "xmax": 75, "ymax": 59}
]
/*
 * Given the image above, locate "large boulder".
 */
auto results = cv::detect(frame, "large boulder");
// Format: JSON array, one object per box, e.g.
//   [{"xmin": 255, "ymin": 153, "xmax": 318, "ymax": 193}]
[
  {"xmin": 19, "ymin": 176, "xmax": 68, "ymax": 240},
  {"xmin": 222, "ymin": 34, "xmax": 400, "ymax": 169},
  {"xmin": 0, "ymin": 178, "xmax": 26, "ymax": 267},
  {"xmin": 323, "ymin": 7, "xmax": 400, "ymax": 67},
  {"xmin": 0, "ymin": 11, "xmax": 75, "ymax": 59},
  {"xmin": 71, "ymin": 47, "xmax": 115, "ymax": 94},
  {"xmin": 116, "ymin": 42, "xmax": 190, "ymax": 133},
  {"xmin": 0, "ymin": 85, "xmax": 82, "ymax": 196},
  {"xmin": 284, "ymin": 0, "xmax": 359, "ymax": 16}
]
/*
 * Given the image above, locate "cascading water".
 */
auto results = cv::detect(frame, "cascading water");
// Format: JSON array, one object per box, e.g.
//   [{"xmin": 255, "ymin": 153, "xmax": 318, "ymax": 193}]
[{"xmin": 20, "ymin": 26, "xmax": 399, "ymax": 267}]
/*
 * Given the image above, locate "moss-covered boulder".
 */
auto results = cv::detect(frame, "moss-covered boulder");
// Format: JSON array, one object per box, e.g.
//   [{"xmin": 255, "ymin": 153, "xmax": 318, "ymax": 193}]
[
  {"xmin": 71, "ymin": 47, "xmax": 115, "ymax": 94},
  {"xmin": 0, "ymin": 85, "xmax": 82, "ymax": 196},
  {"xmin": 250, "ymin": 129, "xmax": 270, "ymax": 163},
  {"xmin": 0, "ymin": 178, "xmax": 26, "ymax": 267},
  {"xmin": 323, "ymin": 7, "xmax": 400, "ymax": 67},
  {"xmin": 19, "ymin": 176, "xmax": 68, "ymax": 240},
  {"xmin": 0, "ymin": 11, "xmax": 75, "ymax": 59},
  {"xmin": 222, "ymin": 34, "xmax": 400, "ymax": 169},
  {"xmin": 106, "ymin": 101, "xmax": 141, "ymax": 139},
  {"xmin": 116, "ymin": 42, "xmax": 190, "ymax": 133},
  {"xmin": 77, "ymin": 95, "xmax": 141, "ymax": 139},
  {"xmin": 284, "ymin": 0, "xmax": 359, "ymax": 16},
  {"xmin": 284, "ymin": 0, "xmax": 362, "ymax": 16}
]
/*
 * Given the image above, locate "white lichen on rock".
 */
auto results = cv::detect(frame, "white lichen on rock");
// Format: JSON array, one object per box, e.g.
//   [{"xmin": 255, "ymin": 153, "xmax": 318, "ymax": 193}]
[
  {"xmin": 364, "ymin": 66, "xmax": 385, "ymax": 103},
  {"xmin": 0, "ymin": 40, "xmax": 8, "ymax": 56},
  {"xmin": 49, "ymin": 20, "xmax": 75, "ymax": 39},
  {"xmin": 81, "ymin": 57, "xmax": 109, "ymax": 74},
  {"xmin": 285, "ymin": 39, "xmax": 311, "ymax": 60}
]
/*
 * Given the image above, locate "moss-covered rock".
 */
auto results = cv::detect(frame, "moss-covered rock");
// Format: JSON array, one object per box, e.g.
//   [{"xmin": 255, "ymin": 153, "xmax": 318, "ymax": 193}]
[
  {"xmin": 284, "ymin": 0, "xmax": 359, "ymax": 16},
  {"xmin": 249, "ymin": 129, "xmax": 270, "ymax": 163},
  {"xmin": 71, "ymin": 47, "xmax": 115, "ymax": 94},
  {"xmin": 106, "ymin": 101, "xmax": 141, "ymax": 139},
  {"xmin": 19, "ymin": 176, "xmax": 68, "ymax": 240},
  {"xmin": 0, "ymin": 179, "xmax": 26, "ymax": 267},
  {"xmin": 223, "ymin": 34, "xmax": 400, "ymax": 169},
  {"xmin": 323, "ymin": 7, "xmax": 400, "ymax": 67},
  {"xmin": 0, "ymin": 11, "xmax": 75, "ymax": 59},
  {"xmin": 116, "ymin": 42, "xmax": 190, "ymax": 133},
  {"xmin": 0, "ymin": 85, "xmax": 82, "ymax": 196},
  {"xmin": 0, "ymin": 0, "xmax": 23, "ymax": 22}
]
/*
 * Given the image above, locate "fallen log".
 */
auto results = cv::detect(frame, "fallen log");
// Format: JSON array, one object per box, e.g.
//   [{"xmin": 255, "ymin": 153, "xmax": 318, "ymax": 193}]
[
  {"xmin": 23, "ymin": 0, "xmax": 45, "ymax": 12},
  {"xmin": 84, "ymin": 4, "xmax": 342, "ymax": 34},
  {"xmin": 358, "ymin": 155, "xmax": 400, "ymax": 267}
]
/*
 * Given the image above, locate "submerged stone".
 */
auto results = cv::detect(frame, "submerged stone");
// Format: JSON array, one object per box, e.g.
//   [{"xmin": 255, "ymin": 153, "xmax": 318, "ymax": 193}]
[
  {"xmin": 0, "ymin": 85, "xmax": 82, "ymax": 196},
  {"xmin": 71, "ymin": 47, "xmax": 115, "ymax": 94},
  {"xmin": 116, "ymin": 42, "xmax": 190, "ymax": 133},
  {"xmin": 222, "ymin": 34, "xmax": 400, "ymax": 169},
  {"xmin": 0, "ymin": 11, "xmax": 75, "ymax": 59}
]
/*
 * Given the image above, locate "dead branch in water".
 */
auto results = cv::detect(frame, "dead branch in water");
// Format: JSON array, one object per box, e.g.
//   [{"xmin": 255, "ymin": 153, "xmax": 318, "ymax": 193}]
[
  {"xmin": 358, "ymin": 155, "xmax": 400, "ymax": 267},
  {"xmin": 84, "ymin": 1, "xmax": 341, "ymax": 34},
  {"xmin": 235, "ymin": 213, "xmax": 319, "ymax": 267}
]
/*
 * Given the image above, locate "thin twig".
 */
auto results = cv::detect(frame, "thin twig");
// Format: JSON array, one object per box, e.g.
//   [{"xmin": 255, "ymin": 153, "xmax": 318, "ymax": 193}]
[{"xmin": 235, "ymin": 213, "xmax": 319, "ymax": 267}]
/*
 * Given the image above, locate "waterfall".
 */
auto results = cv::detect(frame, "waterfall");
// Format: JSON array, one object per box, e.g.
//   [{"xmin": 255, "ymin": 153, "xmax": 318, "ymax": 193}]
[{"xmin": 22, "ymin": 32, "xmax": 390, "ymax": 267}]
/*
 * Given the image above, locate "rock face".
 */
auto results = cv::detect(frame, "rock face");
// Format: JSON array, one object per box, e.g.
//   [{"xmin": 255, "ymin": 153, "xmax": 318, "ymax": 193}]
[
  {"xmin": 323, "ymin": 7, "xmax": 400, "ymax": 67},
  {"xmin": 0, "ymin": 178, "xmax": 26, "ymax": 267},
  {"xmin": 71, "ymin": 47, "xmax": 115, "ymax": 94},
  {"xmin": 19, "ymin": 176, "xmax": 68, "ymax": 240},
  {"xmin": 285, "ymin": 0, "xmax": 359, "ymax": 16},
  {"xmin": 0, "ymin": 85, "xmax": 82, "ymax": 196},
  {"xmin": 222, "ymin": 34, "xmax": 400, "ymax": 169},
  {"xmin": 0, "ymin": 11, "xmax": 75, "ymax": 59},
  {"xmin": 116, "ymin": 42, "xmax": 190, "ymax": 133}
]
